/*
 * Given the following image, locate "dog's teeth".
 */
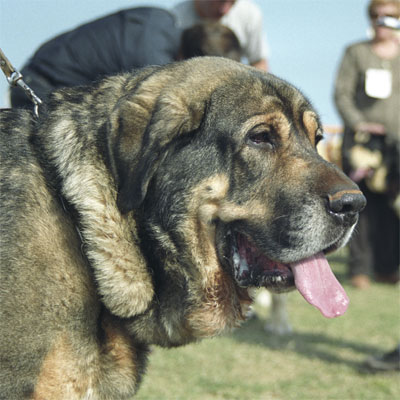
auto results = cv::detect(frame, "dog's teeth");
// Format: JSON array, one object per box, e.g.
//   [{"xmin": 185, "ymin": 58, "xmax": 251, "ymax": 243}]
[
  {"xmin": 239, "ymin": 258, "xmax": 249, "ymax": 275},
  {"xmin": 233, "ymin": 251, "xmax": 240, "ymax": 267},
  {"xmin": 270, "ymin": 275, "xmax": 282, "ymax": 284}
]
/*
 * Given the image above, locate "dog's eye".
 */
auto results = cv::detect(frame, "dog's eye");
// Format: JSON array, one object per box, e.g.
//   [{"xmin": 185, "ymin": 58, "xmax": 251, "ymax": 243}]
[{"xmin": 247, "ymin": 130, "xmax": 274, "ymax": 149}]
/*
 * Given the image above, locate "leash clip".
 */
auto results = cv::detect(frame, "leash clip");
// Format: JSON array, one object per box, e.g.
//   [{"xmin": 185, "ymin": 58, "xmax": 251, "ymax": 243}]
[{"xmin": 0, "ymin": 48, "xmax": 42, "ymax": 117}]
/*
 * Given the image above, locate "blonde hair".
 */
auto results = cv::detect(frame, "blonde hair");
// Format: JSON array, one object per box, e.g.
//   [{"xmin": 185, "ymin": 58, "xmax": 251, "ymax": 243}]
[{"xmin": 368, "ymin": 0, "xmax": 400, "ymax": 18}]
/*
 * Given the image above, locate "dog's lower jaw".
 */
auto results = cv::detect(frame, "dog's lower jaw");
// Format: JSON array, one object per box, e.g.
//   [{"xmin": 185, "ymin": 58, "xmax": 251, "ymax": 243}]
[
  {"xmin": 125, "ymin": 263, "xmax": 251, "ymax": 347},
  {"xmin": 323, "ymin": 220, "xmax": 358, "ymax": 255},
  {"xmin": 186, "ymin": 271, "xmax": 251, "ymax": 338}
]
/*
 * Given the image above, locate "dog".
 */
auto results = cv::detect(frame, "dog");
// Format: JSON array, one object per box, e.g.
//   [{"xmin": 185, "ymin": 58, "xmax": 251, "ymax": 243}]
[{"xmin": 0, "ymin": 57, "xmax": 366, "ymax": 399}]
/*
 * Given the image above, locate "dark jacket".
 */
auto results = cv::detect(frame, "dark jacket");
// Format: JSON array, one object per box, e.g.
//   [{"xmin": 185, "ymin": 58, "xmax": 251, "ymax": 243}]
[{"xmin": 11, "ymin": 7, "xmax": 181, "ymax": 108}]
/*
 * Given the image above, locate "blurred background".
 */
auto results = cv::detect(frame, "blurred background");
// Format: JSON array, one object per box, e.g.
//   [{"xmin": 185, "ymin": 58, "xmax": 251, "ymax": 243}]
[
  {"xmin": 1, "ymin": 2, "xmax": 398, "ymax": 398},
  {"xmin": 0, "ymin": 0, "xmax": 369, "ymax": 129}
]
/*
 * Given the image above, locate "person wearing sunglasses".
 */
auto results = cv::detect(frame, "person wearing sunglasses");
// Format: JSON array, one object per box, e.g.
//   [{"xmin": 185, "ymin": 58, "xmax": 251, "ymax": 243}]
[{"xmin": 334, "ymin": 0, "xmax": 400, "ymax": 289}]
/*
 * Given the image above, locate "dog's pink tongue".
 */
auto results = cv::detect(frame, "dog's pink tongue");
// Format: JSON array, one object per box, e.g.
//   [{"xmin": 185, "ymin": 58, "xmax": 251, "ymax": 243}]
[{"xmin": 291, "ymin": 252, "xmax": 349, "ymax": 318}]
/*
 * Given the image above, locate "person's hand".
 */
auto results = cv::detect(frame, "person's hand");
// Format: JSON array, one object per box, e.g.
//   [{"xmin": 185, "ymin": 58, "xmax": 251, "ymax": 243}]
[{"xmin": 355, "ymin": 122, "xmax": 386, "ymax": 135}]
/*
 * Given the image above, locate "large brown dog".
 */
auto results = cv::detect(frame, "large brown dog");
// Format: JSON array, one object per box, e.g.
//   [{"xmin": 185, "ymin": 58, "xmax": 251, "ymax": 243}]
[{"xmin": 0, "ymin": 57, "xmax": 365, "ymax": 399}]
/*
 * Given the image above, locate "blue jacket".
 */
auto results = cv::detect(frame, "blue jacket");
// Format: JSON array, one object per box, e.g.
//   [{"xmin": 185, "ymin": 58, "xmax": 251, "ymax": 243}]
[{"xmin": 11, "ymin": 7, "xmax": 181, "ymax": 107}]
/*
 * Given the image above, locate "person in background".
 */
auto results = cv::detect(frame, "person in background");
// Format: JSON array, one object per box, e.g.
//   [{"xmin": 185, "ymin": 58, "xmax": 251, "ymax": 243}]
[
  {"xmin": 172, "ymin": 0, "xmax": 269, "ymax": 71},
  {"xmin": 9, "ymin": 7, "xmax": 241, "ymax": 110},
  {"xmin": 179, "ymin": 21, "xmax": 241, "ymax": 61},
  {"xmin": 334, "ymin": 0, "xmax": 400, "ymax": 289},
  {"xmin": 9, "ymin": 7, "xmax": 180, "ymax": 109}
]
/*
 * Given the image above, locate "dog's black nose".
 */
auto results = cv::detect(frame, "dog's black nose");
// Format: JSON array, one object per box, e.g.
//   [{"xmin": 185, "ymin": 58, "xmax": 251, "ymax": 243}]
[{"xmin": 327, "ymin": 189, "xmax": 366, "ymax": 224}]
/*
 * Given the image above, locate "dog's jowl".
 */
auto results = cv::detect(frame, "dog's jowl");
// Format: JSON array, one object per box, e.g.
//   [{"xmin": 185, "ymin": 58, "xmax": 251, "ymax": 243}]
[{"xmin": 0, "ymin": 57, "xmax": 365, "ymax": 399}]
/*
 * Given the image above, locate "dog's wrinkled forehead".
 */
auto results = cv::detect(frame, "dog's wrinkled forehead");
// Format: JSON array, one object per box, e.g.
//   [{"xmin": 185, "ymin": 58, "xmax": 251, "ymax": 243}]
[
  {"xmin": 265, "ymin": 75, "xmax": 322, "ymax": 136},
  {"xmin": 112, "ymin": 58, "xmax": 323, "ymax": 213},
  {"xmin": 207, "ymin": 71, "xmax": 322, "ymax": 143}
]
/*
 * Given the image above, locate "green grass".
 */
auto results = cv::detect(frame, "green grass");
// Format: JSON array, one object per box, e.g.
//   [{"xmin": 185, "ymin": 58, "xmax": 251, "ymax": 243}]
[{"xmin": 136, "ymin": 249, "xmax": 400, "ymax": 399}]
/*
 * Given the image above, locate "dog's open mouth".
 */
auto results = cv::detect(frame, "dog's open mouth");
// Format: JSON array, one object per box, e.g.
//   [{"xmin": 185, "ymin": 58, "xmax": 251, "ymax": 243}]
[{"xmin": 228, "ymin": 230, "xmax": 349, "ymax": 318}]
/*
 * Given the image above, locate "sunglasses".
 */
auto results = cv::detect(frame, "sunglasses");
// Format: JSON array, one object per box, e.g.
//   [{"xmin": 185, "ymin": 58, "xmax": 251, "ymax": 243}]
[{"xmin": 370, "ymin": 13, "xmax": 400, "ymax": 20}]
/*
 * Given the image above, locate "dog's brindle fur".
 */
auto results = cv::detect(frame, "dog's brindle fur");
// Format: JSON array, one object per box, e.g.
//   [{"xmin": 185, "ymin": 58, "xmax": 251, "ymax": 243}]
[{"xmin": 0, "ymin": 58, "xmax": 364, "ymax": 398}]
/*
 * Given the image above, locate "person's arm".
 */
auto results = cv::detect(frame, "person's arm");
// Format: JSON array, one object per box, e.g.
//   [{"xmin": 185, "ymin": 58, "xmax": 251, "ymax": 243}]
[
  {"xmin": 251, "ymin": 58, "xmax": 268, "ymax": 71},
  {"xmin": 334, "ymin": 46, "xmax": 385, "ymax": 135},
  {"xmin": 334, "ymin": 47, "xmax": 367, "ymax": 131},
  {"xmin": 236, "ymin": 2, "xmax": 269, "ymax": 72}
]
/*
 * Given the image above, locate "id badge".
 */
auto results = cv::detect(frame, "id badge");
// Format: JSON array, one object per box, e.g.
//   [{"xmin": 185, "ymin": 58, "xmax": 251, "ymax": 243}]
[{"xmin": 365, "ymin": 68, "xmax": 392, "ymax": 99}]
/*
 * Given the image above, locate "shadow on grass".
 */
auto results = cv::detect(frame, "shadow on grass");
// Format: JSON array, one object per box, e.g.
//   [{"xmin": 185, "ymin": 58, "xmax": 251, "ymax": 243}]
[{"xmin": 230, "ymin": 318, "xmax": 383, "ymax": 371}]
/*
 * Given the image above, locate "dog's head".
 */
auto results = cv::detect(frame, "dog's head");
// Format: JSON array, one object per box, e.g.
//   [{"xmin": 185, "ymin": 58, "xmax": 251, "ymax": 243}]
[{"xmin": 108, "ymin": 58, "xmax": 365, "ymax": 338}]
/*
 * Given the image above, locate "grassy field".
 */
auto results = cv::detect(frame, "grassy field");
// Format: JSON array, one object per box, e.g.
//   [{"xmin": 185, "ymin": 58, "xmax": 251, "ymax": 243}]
[{"xmin": 136, "ymin": 249, "xmax": 400, "ymax": 400}]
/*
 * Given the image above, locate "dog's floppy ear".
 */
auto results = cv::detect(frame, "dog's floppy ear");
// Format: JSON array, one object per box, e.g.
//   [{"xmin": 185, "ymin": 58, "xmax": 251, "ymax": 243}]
[
  {"xmin": 109, "ymin": 76, "xmax": 206, "ymax": 214},
  {"xmin": 120, "ymin": 92, "xmax": 205, "ymax": 213},
  {"xmin": 108, "ymin": 58, "xmax": 242, "ymax": 213}
]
